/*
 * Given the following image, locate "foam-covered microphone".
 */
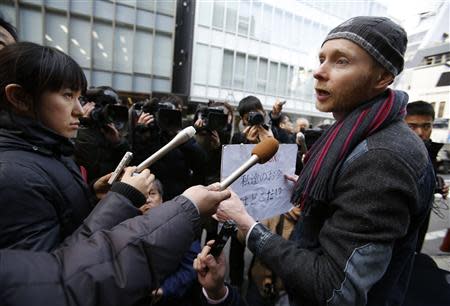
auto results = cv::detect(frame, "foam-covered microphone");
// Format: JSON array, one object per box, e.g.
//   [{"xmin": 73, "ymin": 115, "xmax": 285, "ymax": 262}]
[
  {"xmin": 135, "ymin": 126, "xmax": 196, "ymax": 173},
  {"xmin": 219, "ymin": 137, "xmax": 279, "ymax": 191}
]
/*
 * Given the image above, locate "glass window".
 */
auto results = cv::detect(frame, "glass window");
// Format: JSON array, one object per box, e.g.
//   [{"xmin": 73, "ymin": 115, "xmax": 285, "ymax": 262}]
[
  {"xmin": 284, "ymin": 13, "xmax": 293, "ymax": 47},
  {"xmin": 198, "ymin": 1, "xmax": 212, "ymax": 27},
  {"xmin": 194, "ymin": 44, "xmax": 208, "ymax": 84},
  {"xmin": 225, "ymin": 1, "xmax": 238, "ymax": 33},
  {"xmin": 137, "ymin": 0, "xmax": 155, "ymax": 11},
  {"xmin": 92, "ymin": 70, "xmax": 112, "ymax": 87},
  {"xmin": 234, "ymin": 52, "xmax": 245, "ymax": 89},
  {"xmin": 209, "ymin": 47, "xmax": 223, "ymax": 87},
  {"xmin": 46, "ymin": 0, "xmax": 68, "ymax": 11},
  {"xmin": 250, "ymin": 1, "xmax": 261, "ymax": 39},
  {"xmin": 0, "ymin": 3, "xmax": 16, "ymax": 27},
  {"xmin": 133, "ymin": 30, "xmax": 153, "ymax": 74},
  {"xmin": 93, "ymin": 22, "xmax": 113, "ymax": 70},
  {"xmin": 136, "ymin": 9, "xmax": 155, "ymax": 28},
  {"xmin": 279, "ymin": 64, "xmax": 288, "ymax": 96},
  {"xmin": 19, "ymin": 8, "xmax": 43, "ymax": 44},
  {"xmin": 212, "ymin": 1, "xmax": 225, "ymax": 29},
  {"xmin": 83, "ymin": 68, "xmax": 91, "ymax": 85},
  {"xmin": 153, "ymin": 33, "xmax": 172, "ymax": 77},
  {"xmin": 71, "ymin": 0, "xmax": 92, "ymax": 15},
  {"xmin": 288, "ymin": 66, "xmax": 294, "ymax": 96},
  {"xmin": 238, "ymin": 0, "xmax": 250, "ymax": 36},
  {"xmin": 116, "ymin": 0, "xmax": 136, "ymax": 7},
  {"xmin": 156, "ymin": 0, "xmax": 175, "ymax": 16},
  {"xmin": 114, "ymin": 26, "xmax": 133, "ymax": 73},
  {"xmin": 268, "ymin": 62, "xmax": 278, "ymax": 94},
  {"xmin": 273, "ymin": 9, "xmax": 283, "ymax": 45},
  {"xmin": 261, "ymin": 4, "xmax": 272, "ymax": 42},
  {"xmin": 257, "ymin": 58, "xmax": 268, "ymax": 92},
  {"xmin": 113, "ymin": 73, "xmax": 133, "ymax": 91},
  {"xmin": 116, "ymin": 4, "xmax": 136, "ymax": 25},
  {"xmin": 156, "ymin": 14, "xmax": 173, "ymax": 33},
  {"xmin": 152, "ymin": 78, "xmax": 171, "ymax": 92},
  {"xmin": 94, "ymin": 0, "xmax": 114, "ymax": 21},
  {"xmin": 69, "ymin": 18, "xmax": 92, "ymax": 68},
  {"xmin": 247, "ymin": 56, "xmax": 257, "ymax": 91},
  {"xmin": 221, "ymin": 50, "xmax": 234, "ymax": 87},
  {"xmin": 293, "ymin": 16, "xmax": 302, "ymax": 48},
  {"xmin": 45, "ymin": 13, "xmax": 68, "ymax": 53},
  {"xmin": 134, "ymin": 75, "xmax": 152, "ymax": 93}
]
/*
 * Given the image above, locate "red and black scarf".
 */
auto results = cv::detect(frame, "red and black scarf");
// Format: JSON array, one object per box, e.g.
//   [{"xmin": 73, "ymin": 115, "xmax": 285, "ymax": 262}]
[{"xmin": 292, "ymin": 89, "xmax": 408, "ymax": 212}]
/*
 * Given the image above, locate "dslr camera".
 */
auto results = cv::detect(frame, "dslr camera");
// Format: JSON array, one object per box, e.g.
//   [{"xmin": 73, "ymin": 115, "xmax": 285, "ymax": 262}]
[
  {"xmin": 196, "ymin": 105, "xmax": 228, "ymax": 132},
  {"xmin": 80, "ymin": 87, "xmax": 128, "ymax": 130},
  {"xmin": 247, "ymin": 111, "xmax": 265, "ymax": 126}
]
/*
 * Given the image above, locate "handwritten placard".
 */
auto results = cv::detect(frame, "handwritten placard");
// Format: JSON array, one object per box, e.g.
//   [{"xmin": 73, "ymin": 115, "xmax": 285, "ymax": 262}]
[{"xmin": 220, "ymin": 144, "xmax": 297, "ymax": 221}]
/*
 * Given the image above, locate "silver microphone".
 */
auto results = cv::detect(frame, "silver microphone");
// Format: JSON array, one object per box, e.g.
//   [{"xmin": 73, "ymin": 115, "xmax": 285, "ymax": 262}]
[{"xmin": 135, "ymin": 126, "xmax": 196, "ymax": 173}]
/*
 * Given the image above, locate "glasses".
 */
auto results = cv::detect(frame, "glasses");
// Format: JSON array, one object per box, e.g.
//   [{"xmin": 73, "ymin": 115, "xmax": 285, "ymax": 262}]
[{"xmin": 407, "ymin": 123, "xmax": 432, "ymax": 130}]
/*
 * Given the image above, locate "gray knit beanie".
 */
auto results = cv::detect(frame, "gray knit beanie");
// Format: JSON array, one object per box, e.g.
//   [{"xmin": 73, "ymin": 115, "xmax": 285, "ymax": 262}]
[{"xmin": 323, "ymin": 16, "xmax": 408, "ymax": 76}]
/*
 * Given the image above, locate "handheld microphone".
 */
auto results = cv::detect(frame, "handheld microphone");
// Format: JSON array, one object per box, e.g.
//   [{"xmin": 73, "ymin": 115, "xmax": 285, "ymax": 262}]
[
  {"xmin": 107, "ymin": 151, "xmax": 134, "ymax": 185},
  {"xmin": 135, "ymin": 126, "xmax": 196, "ymax": 173},
  {"xmin": 210, "ymin": 137, "xmax": 279, "ymax": 257},
  {"xmin": 219, "ymin": 137, "xmax": 279, "ymax": 191}
]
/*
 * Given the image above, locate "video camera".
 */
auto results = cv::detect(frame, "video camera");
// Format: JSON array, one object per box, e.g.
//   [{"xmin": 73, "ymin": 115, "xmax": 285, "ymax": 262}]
[
  {"xmin": 135, "ymin": 100, "xmax": 182, "ymax": 132},
  {"xmin": 80, "ymin": 87, "xmax": 128, "ymax": 130},
  {"xmin": 196, "ymin": 105, "xmax": 228, "ymax": 132}
]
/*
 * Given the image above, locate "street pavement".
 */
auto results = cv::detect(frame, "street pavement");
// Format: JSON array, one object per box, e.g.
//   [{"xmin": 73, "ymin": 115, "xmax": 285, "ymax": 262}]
[{"xmin": 422, "ymin": 175, "xmax": 450, "ymax": 271}]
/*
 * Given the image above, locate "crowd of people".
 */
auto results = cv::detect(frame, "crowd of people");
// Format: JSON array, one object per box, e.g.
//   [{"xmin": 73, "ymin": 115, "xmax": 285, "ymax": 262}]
[{"xmin": 0, "ymin": 13, "xmax": 449, "ymax": 306}]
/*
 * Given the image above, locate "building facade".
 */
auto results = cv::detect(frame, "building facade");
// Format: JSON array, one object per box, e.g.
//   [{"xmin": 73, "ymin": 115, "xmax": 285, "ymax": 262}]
[{"xmin": 0, "ymin": 0, "xmax": 176, "ymax": 94}]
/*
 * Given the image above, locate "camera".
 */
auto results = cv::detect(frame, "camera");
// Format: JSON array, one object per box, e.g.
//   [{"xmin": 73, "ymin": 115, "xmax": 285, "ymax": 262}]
[
  {"xmin": 247, "ymin": 111, "xmax": 265, "ymax": 126},
  {"xmin": 80, "ymin": 87, "xmax": 128, "ymax": 130},
  {"xmin": 196, "ymin": 106, "xmax": 228, "ymax": 132},
  {"xmin": 139, "ymin": 100, "xmax": 182, "ymax": 132},
  {"xmin": 301, "ymin": 128, "xmax": 325, "ymax": 149}
]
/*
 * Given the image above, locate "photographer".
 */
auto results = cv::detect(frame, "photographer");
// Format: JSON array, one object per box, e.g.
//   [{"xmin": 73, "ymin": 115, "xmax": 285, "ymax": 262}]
[
  {"xmin": 74, "ymin": 86, "xmax": 130, "ymax": 183},
  {"xmin": 131, "ymin": 96, "xmax": 206, "ymax": 201}
]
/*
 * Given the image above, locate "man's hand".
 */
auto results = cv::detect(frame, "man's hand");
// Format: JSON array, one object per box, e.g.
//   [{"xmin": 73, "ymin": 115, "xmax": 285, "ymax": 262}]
[
  {"xmin": 216, "ymin": 190, "xmax": 256, "ymax": 236},
  {"xmin": 120, "ymin": 167, "xmax": 155, "ymax": 198},
  {"xmin": 93, "ymin": 172, "xmax": 113, "ymax": 200},
  {"xmin": 101, "ymin": 123, "xmax": 121, "ymax": 144},
  {"xmin": 182, "ymin": 184, "xmax": 231, "ymax": 216},
  {"xmin": 82, "ymin": 102, "xmax": 95, "ymax": 118},
  {"xmin": 209, "ymin": 130, "xmax": 221, "ymax": 150},
  {"xmin": 272, "ymin": 99, "xmax": 284, "ymax": 116},
  {"xmin": 137, "ymin": 112, "xmax": 154, "ymax": 126},
  {"xmin": 243, "ymin": 125, "xmax": 273, "ymax": 143},
  {"xmin": 193, "ymin": 241, "xmax": 227, "ymax": 300}
]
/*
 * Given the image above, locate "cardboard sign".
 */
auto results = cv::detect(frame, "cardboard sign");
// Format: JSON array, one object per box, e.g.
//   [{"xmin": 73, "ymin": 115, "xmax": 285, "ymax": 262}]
[{"xmin": 221, "ymin": 144, "xmax": 297, "ymax": 221}]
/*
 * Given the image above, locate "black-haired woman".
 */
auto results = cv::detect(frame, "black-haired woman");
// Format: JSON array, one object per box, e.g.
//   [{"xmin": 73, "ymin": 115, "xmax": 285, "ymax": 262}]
[{"xmin": 0, "ymin": 42, "xmax": 153, "ymax": 251}]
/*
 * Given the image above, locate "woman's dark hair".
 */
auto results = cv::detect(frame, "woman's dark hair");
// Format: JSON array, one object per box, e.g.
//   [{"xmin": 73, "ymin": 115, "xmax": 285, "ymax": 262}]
[
  {"xmin": 0, "ymin": 15, "xmax": 18, "ymax": 42},
  {"xmin": 237, "ymin": 95, "xmax": 264, "ymax": 117},
  {"xmin": 0, "ymin": 42, "xmax": 87, "ymax": 113}
]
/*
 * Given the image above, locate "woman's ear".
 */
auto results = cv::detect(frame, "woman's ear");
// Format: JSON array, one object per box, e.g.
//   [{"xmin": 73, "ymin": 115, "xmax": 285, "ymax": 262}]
[{"xmin": 4, "ymin": 84, "xmax": 33, "ymax": 115}]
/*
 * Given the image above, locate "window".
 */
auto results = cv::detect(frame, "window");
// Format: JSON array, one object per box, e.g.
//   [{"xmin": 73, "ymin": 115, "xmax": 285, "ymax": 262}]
[
  {"xmin": 198, "ymin": 1, "xmax": 212, "ymax": 26},
  {"xmin": 279, "ymin": 64, "xmax": 288, "ymax": 96},
  {"xmin": 225, "ymin": 1, "xmax": 238, "ymax": 33},
  {"xmin": 193, "ymin": 44, "xmax": 208, "ymax": 84},
  {"xmin": 114, "ymin": 26, "xmax": 133, "ymax": 73},
  {"xmin": 19, "ymin": 8, "xmax": 43, "ymax": 44},
  {"xmin": 69, "ymin": 18, "xmax": 92, "ymax": 68},
  {"xmin": 45, "ymin": 13, "xmax": 68, "ymax": 53},
  {"xmin": 251, "ymin": 1, "xmax": 262, "ymax": 39},
  {"xmin": 261, "ymin": 4, "xmax": 272, "ymax": 42},
  {"xmin": 212, "ymin": 1, "xmax": 225, "ymax": 29},
  {"xmin": 257, "ymin": 58, "xmax": 268, "ymax": 92},
  {"xmin": 438, "ymin": 101, "xmax": 446, "ymax": 118},
  {"xmin": 247, "ymin": 56, "xmax": 257, "ymax": 91},
  {"xmin": 133, "ymin": 30, "xmax": 153, "ymax": 74},
  {"xmin": 93, "ymin": 22, "xmax": 113, "ymax": 70},
  {"xmin": 437, "ymin": 72, "xmax": 450, "ymax": 87},
  {"xmin": 238, "ymin": 0, "xmax": 250, "ymax": 36},
  {"xmin": 234, "ymin": 52, "xmax": 246, "ymax": 89},
  {"xmin": 156, "ymin": 0, "xmax": 176, "ymax": 16},
  {"xmin": 268, "ymin": 62, "xmax": 278, "ymax": 94},
  {"xmin": 209, "ymin": 47, "xmax": 223, "ymax": 87},
  {"xmin": 222, "ymin": 50, "xmax": 234, "ymax": 87},
  {"xmin": 153, "ymin": 33, "xmax": 172, "ymax": 77}
]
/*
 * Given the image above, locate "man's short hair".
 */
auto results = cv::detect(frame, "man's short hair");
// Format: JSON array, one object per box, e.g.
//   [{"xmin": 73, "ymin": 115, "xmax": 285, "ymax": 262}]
[
  {"xmin": 237, "ymin": 95, "xmax": 263, "ymax": 117},
  {"xmin": 406, "ymin": 101, "xmax": 435, "ymax": 120},
  {"xmin": 0, "ymin": 15, "xmax": 18, "ymax": 42}
]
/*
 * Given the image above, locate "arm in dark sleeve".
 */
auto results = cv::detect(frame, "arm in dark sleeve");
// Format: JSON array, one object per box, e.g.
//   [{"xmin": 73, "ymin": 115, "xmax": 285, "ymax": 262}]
[
  {"xmin": 160, "ymin": 240, "xmax": 201, "ymax": 299},
  {"xmin": 247, "ymin": 149, "xmax": 417, "ymax": 305},
  {"xmin": 0, "ymin": 196, "xmax": 200, "ymax": 306}
]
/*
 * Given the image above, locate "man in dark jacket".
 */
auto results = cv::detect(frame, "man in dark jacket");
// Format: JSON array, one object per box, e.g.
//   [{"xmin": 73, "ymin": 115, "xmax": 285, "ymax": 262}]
[
  {"xmin": 0, "ymin": 184, "xmax": 231, "ymax": 306},
  {"xmin": 216, "ymin": 17, "xmax": 435, "ymax": 306}
]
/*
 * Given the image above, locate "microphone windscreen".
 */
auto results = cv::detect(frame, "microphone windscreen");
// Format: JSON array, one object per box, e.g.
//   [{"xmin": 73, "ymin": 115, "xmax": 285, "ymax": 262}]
[{"xmin": 251, "ymin": 137, "xmax": 279, "ymax": 164}]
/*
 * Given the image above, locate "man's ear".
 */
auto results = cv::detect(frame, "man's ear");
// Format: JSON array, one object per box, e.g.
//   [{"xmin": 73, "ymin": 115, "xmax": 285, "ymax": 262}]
[
  {"xmin": 4, "ymin": 84, "xmax": 33, "ymax": 114},
  {"xmin": 374, "ymin": 69, "xmax": 394, "ymax": 90}
]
